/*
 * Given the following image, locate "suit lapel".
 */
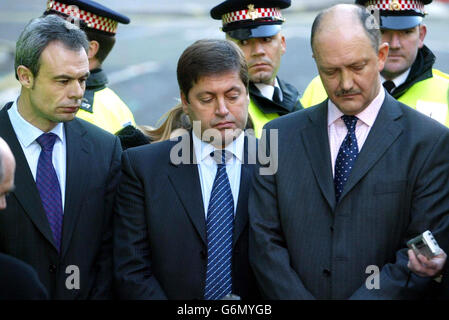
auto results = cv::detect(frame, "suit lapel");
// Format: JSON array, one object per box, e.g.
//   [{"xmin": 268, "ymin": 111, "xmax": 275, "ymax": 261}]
[
  {"xmin": 301, "ymin": 101, "xmax": 336, "ymax": 210},
  {"xmin": 233, "ymin": 135, "xmax": 256, "ymax": 247},
  {"xmin": 60, "ymin": 120, "xmax": 91, "ymax": 258},
  {"xmin": 338, "ymin": 94, "xmax": 403, "ymax": 202},
  {"xmin": 0, "ymin": 107, "xmax": 57, "ymax": 250},
  {"xmin": 167, "ymin": 134, "xmax": 207, "ymax": 245}
]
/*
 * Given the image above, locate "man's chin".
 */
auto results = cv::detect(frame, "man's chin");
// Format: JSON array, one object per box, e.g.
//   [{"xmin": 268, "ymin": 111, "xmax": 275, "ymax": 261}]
[
  {"xmin": 382, "ymin": 64, "xmax": 408, "ymax": 79},
  {"xmin": 250, "ymin": 72, "xmax": 274, "ymax": 84}
]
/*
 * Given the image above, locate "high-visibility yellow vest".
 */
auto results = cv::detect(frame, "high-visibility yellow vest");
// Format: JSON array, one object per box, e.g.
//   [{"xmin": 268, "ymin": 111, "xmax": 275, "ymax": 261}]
[
  {"xmin": 248, "ymin": 98, "xmax": 279, "ymax": 138},
  {"xmin": 300, "ymin": 75, "xmax": 328, "ymax": 109},
  {"xmin": 77, "ymin": 87, "xmax": 136, "ymax": 134},
  {"xmin": 300, "ymin": 69, "xmax": 449, "ymax": 126}
]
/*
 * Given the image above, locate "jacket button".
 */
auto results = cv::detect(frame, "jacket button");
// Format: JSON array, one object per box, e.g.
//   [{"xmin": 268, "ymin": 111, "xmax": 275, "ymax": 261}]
[
  {"xmin": 323, "ymin": 268, "xmax": 331, "ymax": 277},
  {"xmin": 49, "ymin": 264, "xmax": 57, "ymax": 273},
  {"xmin": 330, "ymin": 226, "xmax": 334, "ymax": 232},
  {"xmin": 200, "ymin": 250, "xmax": 207, "ymax": 259}
]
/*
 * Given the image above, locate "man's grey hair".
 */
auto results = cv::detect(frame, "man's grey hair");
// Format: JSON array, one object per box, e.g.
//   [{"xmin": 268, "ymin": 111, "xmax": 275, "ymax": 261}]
[
  {"xmin": 15, "ymin": 14, "xmax": 89, "ymax": 80},
  {"xmin": 311, "ymin": 4, "xmax": 381, "ymax": 53}
]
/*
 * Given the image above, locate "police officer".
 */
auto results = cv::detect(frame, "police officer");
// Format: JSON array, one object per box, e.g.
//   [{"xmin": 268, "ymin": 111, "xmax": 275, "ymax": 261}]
[
  {"xmin": 44, "ymin": 0, "xmax": 136, "ymax": 134},
  {"xmin": 211, "ymin": 0, "xmax": 303, "ymax": 138},
  {"xmin": 301, "ymin": 0, "xmax": 449, "ymax": 126}
]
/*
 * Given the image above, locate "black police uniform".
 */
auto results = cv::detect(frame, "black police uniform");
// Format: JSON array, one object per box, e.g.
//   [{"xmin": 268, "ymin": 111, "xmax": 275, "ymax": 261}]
[{"xmin": 211, "ymin": 0, "xmax": 303, "ymax": 137}]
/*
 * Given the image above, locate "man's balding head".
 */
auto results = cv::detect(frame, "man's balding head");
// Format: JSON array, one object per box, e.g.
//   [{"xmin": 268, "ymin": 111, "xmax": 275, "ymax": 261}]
[
  {"xmin": 310, "ymin": 4, "xmax": 389, "ymax": 115},
  {"xmin": 311, "ymin": 4, "xmax": 382, "ymax": 55},
  {"xmin": 0, "ymin": 138, "xmax": 15, "ymax": 210}
]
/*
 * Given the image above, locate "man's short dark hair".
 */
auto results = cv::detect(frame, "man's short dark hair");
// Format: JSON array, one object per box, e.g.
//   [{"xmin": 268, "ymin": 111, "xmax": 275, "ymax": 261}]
[
  {"xmin": 15, "ymin": 14, "xmax": 89, "ymax": 79},
  {"xmin": 177, "ymin": 39, "xmax": 249, "ymax": 101},
  {"xmin": 310, "ymin": 5, "xmax": 381, "ymax": 54}
]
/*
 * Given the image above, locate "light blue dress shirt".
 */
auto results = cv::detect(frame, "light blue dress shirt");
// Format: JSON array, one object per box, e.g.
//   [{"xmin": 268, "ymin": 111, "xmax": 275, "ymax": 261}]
[{"xmin": 8, "ymin": 99, "xmax": 67, "ymax": 209}]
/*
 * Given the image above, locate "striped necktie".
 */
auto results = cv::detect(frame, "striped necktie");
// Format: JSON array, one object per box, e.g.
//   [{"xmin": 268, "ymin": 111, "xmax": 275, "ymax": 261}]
[{"xmin": 204, "ymin": 150, "xmax": 234, "ymax": 300}]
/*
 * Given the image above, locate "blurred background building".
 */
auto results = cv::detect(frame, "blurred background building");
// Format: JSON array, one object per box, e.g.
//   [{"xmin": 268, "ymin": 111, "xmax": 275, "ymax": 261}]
[{"xmin": 0, "ymin": 0, "xmax": 448, "ymax": 126}]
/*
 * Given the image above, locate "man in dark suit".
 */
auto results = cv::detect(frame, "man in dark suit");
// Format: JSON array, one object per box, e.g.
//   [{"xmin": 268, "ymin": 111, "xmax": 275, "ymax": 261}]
[
  {"xmin": 0, "ymin": 137, "xmax": 48, "ymax": 300},
  {"xmin": 0, "ymin": 14, "xmax": 121, "ymax": 299},
  {"xmin": 249, "ymin": 4, "xmax": 449, "ymax": 299},
  {"xmin": 114, "ymin": 39, "xmax": 259, "ymax": 300}
]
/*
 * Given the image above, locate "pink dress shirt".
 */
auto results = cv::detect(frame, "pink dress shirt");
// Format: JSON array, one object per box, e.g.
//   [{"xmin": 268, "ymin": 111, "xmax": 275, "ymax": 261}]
[{"xmin": 328, "ymin": 87, "xmax": 385, "ymax": 177}]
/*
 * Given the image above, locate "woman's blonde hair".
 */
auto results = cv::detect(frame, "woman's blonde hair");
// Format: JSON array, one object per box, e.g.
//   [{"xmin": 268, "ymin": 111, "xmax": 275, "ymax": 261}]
[{"xmin": 139, "ymin": 103, "xmax": 191, "ymax": 143}]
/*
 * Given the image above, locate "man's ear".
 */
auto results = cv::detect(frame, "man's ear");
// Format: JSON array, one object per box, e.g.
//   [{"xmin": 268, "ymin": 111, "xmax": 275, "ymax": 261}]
[
  {"xmin": 378, "ymin": 42, "xmax": 390, "ymax": 72},
  {"xmin": 88, "ymin": 40, "xmax": 100, "ymax": 59},
  {"xmin": 180, "ymin": 91, "xmax": 189, "ymax": 114},
  {"xmin": 16, "ymin": 65, "xmax": 34, "ymax": 89},
  {"xmin": 418, "ymin": 24, "xmax": 427, "ymax": 49},
  {"xmin": 280, "ymin": 34, "xmax": 286, "ymax": 56}
]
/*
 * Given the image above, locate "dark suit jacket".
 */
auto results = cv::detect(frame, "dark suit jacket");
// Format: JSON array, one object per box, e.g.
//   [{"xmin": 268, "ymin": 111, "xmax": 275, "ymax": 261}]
[
  {"xmin": 114, "ymin": 133, "xmax": 260, "ymax": 299},
  {"xmin": 0, "ymin": 103, "xmax": 122, "ymax": 299},
  {"xmin": 0, "ymin": 253, "xmax": 48, "ymax": 300},
  {"xmin": 249, "ymin": 92, "xmax": 449, "ymax": 299}
]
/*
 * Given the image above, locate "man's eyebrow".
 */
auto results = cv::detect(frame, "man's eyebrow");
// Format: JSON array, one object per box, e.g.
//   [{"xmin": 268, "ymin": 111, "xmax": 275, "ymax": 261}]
[
  {"xmin": 53, "ymin": 72, "xmax": 90, "ymax": 80},
  {"xmin": 226, "ymin": 86, "xmax": 242, "ymax": 93}
]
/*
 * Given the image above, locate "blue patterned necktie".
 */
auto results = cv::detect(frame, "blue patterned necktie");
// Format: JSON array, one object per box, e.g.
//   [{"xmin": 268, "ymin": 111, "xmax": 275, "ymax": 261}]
[
  {"xmin": 334, "ymin": 115, "xmax": 359, "ymax": 202},
  {"xmin": 36, "ymin": 133, "xmax": 63, "ymax": 252},
  {"xmin": 204, "ymin": 150, "xmax": 234, "ymax": 300}
]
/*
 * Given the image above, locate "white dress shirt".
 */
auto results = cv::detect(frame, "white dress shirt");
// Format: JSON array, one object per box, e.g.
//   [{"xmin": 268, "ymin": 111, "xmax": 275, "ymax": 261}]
[
  {"xmin": 254, "ymin": 78, "xmax": 283, "ymax": 102},
  {"xmin": 8, "ymin": 99, "xmax": 67, "ymax": 209},
  {"xmin": 192, "ymin": 131, "xmax": 244, "ymax": 218},
  {"xmin": 328, "ymin": 87, "xmax": 385, "ymax": 177}
]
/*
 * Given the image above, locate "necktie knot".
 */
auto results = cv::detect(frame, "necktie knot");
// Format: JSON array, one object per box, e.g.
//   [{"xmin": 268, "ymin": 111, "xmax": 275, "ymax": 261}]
[
  {"xmin": 341, "ymin": 115, "xmax": 358, "ymax": 133},
  {"xmin": 36, "ymin": 133, "xmax": 58, "ymax": 152},
  {"xmin": 210, "ymin": 150, "xmax": 233, "ymax": 166},
  {"xmin": 383, "ymin": 80, "xmax": 396, "ymax": 94}
]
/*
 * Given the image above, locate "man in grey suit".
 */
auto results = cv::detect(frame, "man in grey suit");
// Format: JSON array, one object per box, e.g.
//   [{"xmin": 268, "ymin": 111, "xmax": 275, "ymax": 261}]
[
  {"xmin": 249, "ymin": 4, "xmax": 449, "ymax": 299},
  {"xmin": 0, "ymin": 15, "xmax": 122, "ymax": 299}
]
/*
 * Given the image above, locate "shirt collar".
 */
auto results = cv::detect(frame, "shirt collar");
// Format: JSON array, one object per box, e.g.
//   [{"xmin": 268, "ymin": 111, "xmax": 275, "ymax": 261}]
[
  {"xmin": 192, "ymin": 129, "xmax": 245, "ymax": 164},
  {"xmin": 380, "ymin": 68, "xmax": 411, "ymax": 88},
  {"xmin": 254, "ymin": 78, "xmax": 282, "ymax": 101},
  {"xmin": 328, "ymin": 84, "xmax": 385, "ymax": 128},
  {"xmin": 8, "ymin": 99, "xmax": 65, "ymax": 147}
]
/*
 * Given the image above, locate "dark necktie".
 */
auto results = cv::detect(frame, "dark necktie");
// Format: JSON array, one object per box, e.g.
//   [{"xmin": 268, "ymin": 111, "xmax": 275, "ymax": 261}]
[
  {"xmin": 273, "ymin": 86, "xmax": 282, "ymax": 104},
  {"xmin": 204, "ymin": 150, "xmax": 234, "ymax": 300},
  {"xmin": 383, "ymin": 80, "xmax": 396, "ymax": 94},
  {"xmin": 36, "ymin": 133, "xmax": 63, "ymax": 252},
  {"xmin": 334, "ymin": 115, "xmax": 359, "ymax": 202}
]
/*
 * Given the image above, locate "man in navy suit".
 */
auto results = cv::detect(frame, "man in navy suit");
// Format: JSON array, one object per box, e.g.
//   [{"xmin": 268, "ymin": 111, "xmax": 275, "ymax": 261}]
[
  {"xmin": 0, "ymin": 137, "xmax": 48, "ymax": 300},
  {"xmin": 0, "ymin": 14, "xmax": 121, "ymax": 299},
  {"xmin": 249, "ymin": 4, "xmax": 449, "ymax": 299},
  {"xmin": 114, "ymin": 39, "xmax": 259, "ymax": 299}
]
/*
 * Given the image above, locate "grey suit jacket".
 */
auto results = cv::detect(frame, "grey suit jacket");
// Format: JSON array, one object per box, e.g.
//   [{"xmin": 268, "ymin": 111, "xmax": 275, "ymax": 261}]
[
  {"xmin": 114, "ymin": 133, "xmax": 260, "ymax": 299},
  {"xmin": 249, "ymin": 92, "xmax": 449, "ymax": 299},
  {"xmin": 0, "ymin": 103, "xmax": 122, "ymax": 299}
]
